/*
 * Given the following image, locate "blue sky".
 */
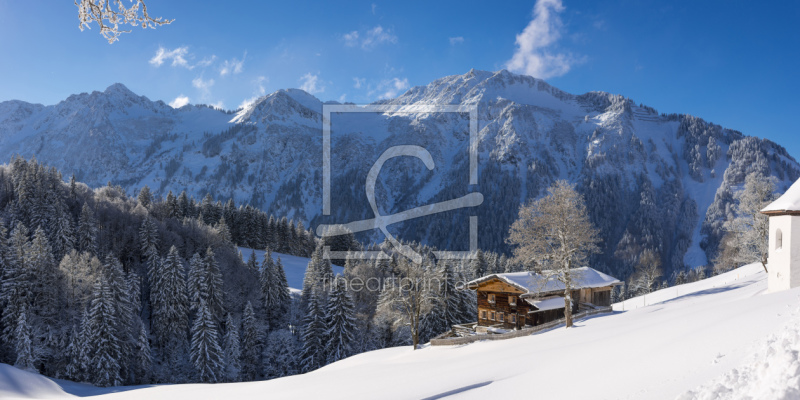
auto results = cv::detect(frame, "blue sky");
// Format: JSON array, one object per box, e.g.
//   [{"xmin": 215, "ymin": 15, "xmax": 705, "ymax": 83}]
[{"xmin": 0, "ymin": 0, "xmax": 798, "ymax": 157}]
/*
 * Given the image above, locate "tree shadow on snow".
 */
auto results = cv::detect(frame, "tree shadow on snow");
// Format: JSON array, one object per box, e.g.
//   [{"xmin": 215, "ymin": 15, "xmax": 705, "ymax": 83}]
[{"xmin": 421, "ymin": 381, "xmax": 493, "ymax": 399}]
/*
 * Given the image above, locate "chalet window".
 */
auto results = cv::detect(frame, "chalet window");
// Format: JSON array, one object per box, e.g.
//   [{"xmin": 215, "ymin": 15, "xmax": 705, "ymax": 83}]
[
  {"xmin": 777, "ymin": 229, "xmax": 783, "ymax": 250},
  {"xmin": 509, "ymin": 296, "xmax": 517, "ymax": 306},
  {"xmin": 498, "ymin": 312, "xmax": 504, "ymax": 322},
  {"xmin": 480, "ymin": 310, "xmax": 487, "ymax": 320},
  {"xmin": 490, "ymin": 311, "xmax": 495, "ymax": 321},
  {"xmin": 510, "ymin": 314, "xmax": 517, "ymax": 323},
  {"xmin": 488, "ymin": 294, "xmax": 496, "ymax": 304}
]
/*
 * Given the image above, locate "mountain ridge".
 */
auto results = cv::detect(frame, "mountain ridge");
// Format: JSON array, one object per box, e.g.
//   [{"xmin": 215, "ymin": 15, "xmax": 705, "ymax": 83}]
[{"xmin": 0, "ymin": 69, "xmax": 797, "ymax": 281}]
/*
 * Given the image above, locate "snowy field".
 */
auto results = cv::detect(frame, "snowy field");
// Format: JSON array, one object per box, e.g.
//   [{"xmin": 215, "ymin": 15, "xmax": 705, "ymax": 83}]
[
  {"xmin": 3, "ymin": 263, "xmax": 800, "ymax": 399},
  {"xmin": 236, "ymin": 247, "xmax": 343, "ymax": 293}
]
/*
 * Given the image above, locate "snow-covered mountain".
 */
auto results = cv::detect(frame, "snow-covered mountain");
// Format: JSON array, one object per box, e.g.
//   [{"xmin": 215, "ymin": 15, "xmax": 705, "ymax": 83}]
[{"xmin": 1, "ymin": 70, "xmax": 797, "ymax": 280}]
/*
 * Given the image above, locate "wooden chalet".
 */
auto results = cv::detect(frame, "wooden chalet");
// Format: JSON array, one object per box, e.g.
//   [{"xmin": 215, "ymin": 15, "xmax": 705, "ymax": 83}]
[{"xmin": 466, "ymin": 267, "xmax": 622, "ymax": 330}]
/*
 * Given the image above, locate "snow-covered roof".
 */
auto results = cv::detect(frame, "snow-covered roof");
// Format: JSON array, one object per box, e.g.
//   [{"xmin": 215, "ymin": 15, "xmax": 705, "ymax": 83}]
[
  {"xmin": 467, "ymin": 267, "xmax": 622, "ymax": 295},
  {"xmin": 762, "ymin": 178, "xmax": 800, "ymax": 214},
  {"xmin": 525, "ymin": 297, "xmax": 565, "ymax": 312}
]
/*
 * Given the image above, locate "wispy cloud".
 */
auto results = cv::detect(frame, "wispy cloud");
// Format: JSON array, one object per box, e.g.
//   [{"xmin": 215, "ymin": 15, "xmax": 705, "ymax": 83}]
[
  {"xmin": 343, "ymin": 26, "xmax": 398, "ymax": 50},
  {"xmin": 197, "ymin": 55, "xmax": 217, "ymax": 67},
  {"xmin": 169, "ymin": 95, "xmax": 190, "ymax": 108},
  {"xmin": 449, "ymin": 36, "xmax": 464, "ymax": 45},
  {"xmin": 505, "ymin": 0, "xmax": 581, "ymax": 79},
  {"xmin": 373, "ymin": 77, "xmax": 409, "ymax": 99},
  {"xmin": 192, "ymin": 77, "xmax": 215, "ymax": 99},
  {"xmin": 237, "ymin": 76, "xmax": 269, "ymax": 110},
  {"xmin": 353, "ymin": 77, "xmax": 365, "ymax": 89},
  {"xmin": 344, "ymin": 31, "xmax": 360, "ymax": 47},
  {"xmin": 220, "ymin": 52, "xmax": 247, "ymax": 76},
  {"xmin": 150, "ymin": 47, "xmax": 192, "ymax": 69},
  {"xmin": 299, "ymin": 73, "xmax": 324, "ymax": 94}
]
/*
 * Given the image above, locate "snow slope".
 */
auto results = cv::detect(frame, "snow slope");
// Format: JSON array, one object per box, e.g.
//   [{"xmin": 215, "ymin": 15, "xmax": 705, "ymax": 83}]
[
  {"xmin": 236, "ymin": 247, "xmax": 343, "ymax": 292},
  {"xmin": 3, "ymin": 263, "xmax": 800, "ymax": 399}
]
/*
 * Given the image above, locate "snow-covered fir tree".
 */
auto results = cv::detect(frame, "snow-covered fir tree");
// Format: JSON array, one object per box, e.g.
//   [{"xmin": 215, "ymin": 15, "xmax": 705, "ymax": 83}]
[
  {"xmin": 300, "ymin": 293, "xmax": 327, "ymax": 372},
  {"xmin": 133, "ymin": 322, "xmax": 152, "ymax": 384},
  {"xmin": 150, "ymin": 246, "xmax": 189, "ymax": 369},
  {"xmin": 190, "ymin": 300, "xmax": 224, "ymax": 383},
  {"xmin": 324, "ymin": 280, "xmax": 356, "ymax": 364},
  {"xmin": 265, "ymin": 329, "xmax": 298, "ymax": 378},
  {"xmin": 239, "ymin": 301, "xmax": 262, "ymax": 381},
  {"xmin": 222, "ymin": 313, "xmax": 241, "ymax": 382},
  {"xmin": 87, "ymin": 277, "xmax": 123, "ymax": 387},
  {"xmin": 14, "ymin": 304, "xmax": 37, "ymax": 372}
]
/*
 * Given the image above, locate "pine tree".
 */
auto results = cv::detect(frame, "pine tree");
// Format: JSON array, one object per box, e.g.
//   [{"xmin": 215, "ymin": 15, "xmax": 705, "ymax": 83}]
[
  {"xmin": 324, "ymin": 281, "xmax": 356, "ymax": 364},
  {"xmin": 246, "ymin": 250, "xmax": 258, "ymax": 272},
  {"xmin": 1, "ymin": 223, "xmax": 30, "ymax": 348},
  {"xmin": 133, "ymin": 322, "xmax": 152, "ymax": 384},
  {"xmin": 300, "ymin": 293, "xmax": 326, "ymax": 372},
  {"xmin": 469, "ymin": 249, "xmax": 488, "ymax": 279},
  {"xmin": 150, "ymin": 246, "xmax": 189, "ymax": 366},
  {"xmin": 87, "ymin": 277, "xmax": 122, "ymax": 387},
  {"xmin": 265, "ymin": 329, "xmax": 298, "ymax": 378},
  {"xmin": 64, "ymin": 326, "xmax": 82, "ymax": 381},
  {"xmin": 76, "ymin": 203, "xmax": 98, "ymax": 255},
  {"xmin": 301, "ymin": 244, "xmax": 333, "ymax": 311},
  {"xmin": 190, "ymin": 300, "xmax": 224, "ymax": 383},
  {"xmin": 28, "ymin": 226, "xmax": 58, "ymax": 321},
  {"xmin": 187, "ymin": 253, "xmax": 205, "ymax": 312},
  {"xmin": 137, "ymin": 185, "xmax": 152, "ymax": 209},
  {"xmin": 217, "ymin": 217, "xmax": 232, "ymax": 244},
  {"xmin": 77, "ymin": 309, "xmax": 92, "ymax": 382},
  {"xmin": 188, "ymin": 249, "xmax": 225, "ymax": 322},
  {"xmin": 222, "ymin": 313, "xmax": 241, "ymax": 382},
  {"xmin": 14, "ymin": 305, "xmax": 37, "ymax": 372},
  {"xmin": 239, "ymin": 302, "xmax": 262, "ymax": 381}
]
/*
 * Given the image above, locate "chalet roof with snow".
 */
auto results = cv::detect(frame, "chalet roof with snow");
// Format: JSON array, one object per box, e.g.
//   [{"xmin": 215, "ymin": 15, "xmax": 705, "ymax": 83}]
[
  {"xmin": 466, "ymin": 267, "xmax": 622, "ymax": 296},
  {"xmin": 762, "ymin": 178, "xmax": 800, "ymax": 215}
]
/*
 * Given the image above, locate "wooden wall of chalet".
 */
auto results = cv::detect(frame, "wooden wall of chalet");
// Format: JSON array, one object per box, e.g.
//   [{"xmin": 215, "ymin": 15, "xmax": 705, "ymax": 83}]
[{"xmin": 476, "ymin": 279, "xmax": 527, "ymax": 329}]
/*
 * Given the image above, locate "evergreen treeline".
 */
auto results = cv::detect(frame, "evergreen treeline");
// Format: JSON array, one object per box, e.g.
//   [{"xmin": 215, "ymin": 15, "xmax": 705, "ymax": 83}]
[{"xmin": 0, "ymin": 157, "xmax": 314, "ymax": 385}]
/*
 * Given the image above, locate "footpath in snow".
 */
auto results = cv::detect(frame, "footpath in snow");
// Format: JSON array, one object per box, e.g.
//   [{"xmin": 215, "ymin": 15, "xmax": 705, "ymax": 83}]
[{"xmin": 2, "ymin": 263, "xmax": 800, "ymax": 400}]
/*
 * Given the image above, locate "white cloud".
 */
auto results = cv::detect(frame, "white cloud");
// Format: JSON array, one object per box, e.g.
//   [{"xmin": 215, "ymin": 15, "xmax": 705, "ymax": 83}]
[
  {"xmin": 299, "ymin": 73, "xmax": 324, "ymax": 94},
  {"xmin": 377, "ymin": 77, "xmax": 409, "ymax": 99},
  {"xmin": 197, "ymin": 55, "xmax": 217, "ymax": 67},
  {"xmin": 505, "ymin": 0, "xmax": 581, "ymax": 79},
  {"xmin": 210, "ymin": 101, "xmax": 225, "ymax": 110},
  {"xmin": 237, "ymin": 76, "xmax": 269, "ymax": 110},
  {"xmin": 371, "ymin": 3, "xmax": 377, "ymax": 14},
  {"xmin": 449, "ymin": 36, "xmax": 464, "ymax": 45},
  {"xmin": 150, "ymin": 46, "xmax": 192, "ymax": 69},
  {"xmin": 192, "ymin": 77, "xmax": 215, "ymax": 100},
  {"xmin": 343, "ymin": 31, "xmax": 360, "ymax": 47},
  {"xmin": 343, "ymin": 26, "xmax": 398, "ymax": 50},
  {"xmin": 362, "ymin": 26, "xmax": 397, "ymax": 49},
  {"xmin": 338, "ymin": 94, "xmax": 347, "ymax": 103},
  {"xmin": 353, "ymin": 77, "xmax": 365, "ymax": 89},
  {"xmin": 169, "ymin": 95, "xmax": 190, "ymax": 108},
  {"xmin": 220, "ymin": 52, "xmax": 247, "ymax": 76}
]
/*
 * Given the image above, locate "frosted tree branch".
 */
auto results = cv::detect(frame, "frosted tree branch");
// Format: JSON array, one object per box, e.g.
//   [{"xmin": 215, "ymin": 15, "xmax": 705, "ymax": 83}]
[{"xmin": 75, "ymin": 0, "xmax": 174, "ymax": 44}]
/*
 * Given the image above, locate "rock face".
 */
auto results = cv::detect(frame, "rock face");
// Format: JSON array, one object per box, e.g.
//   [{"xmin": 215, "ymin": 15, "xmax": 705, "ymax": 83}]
[{"xmin": 1, "ymin": 69, "xmax": 797, "ymax": 280}]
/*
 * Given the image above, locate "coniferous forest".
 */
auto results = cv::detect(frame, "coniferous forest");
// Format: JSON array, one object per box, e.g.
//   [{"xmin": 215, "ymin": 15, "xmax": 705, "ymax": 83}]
[{"xmin": 0, "ymin": 157, "xmax": 485, "ymax": 386}]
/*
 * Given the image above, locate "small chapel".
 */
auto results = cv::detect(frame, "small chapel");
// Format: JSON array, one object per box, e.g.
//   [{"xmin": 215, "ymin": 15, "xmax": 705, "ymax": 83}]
[{"xmin": 761, "ymin": 178, "xmax": 800, "ymax": 292}]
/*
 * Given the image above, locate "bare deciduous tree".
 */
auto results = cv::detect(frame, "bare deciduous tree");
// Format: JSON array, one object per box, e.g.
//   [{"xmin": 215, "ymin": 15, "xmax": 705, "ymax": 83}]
[
  {"xmin": 76, "ymin": 0, "xmax": 173, "ymax": 44},
  {"xmin": 507, "ymin": 180, "xmax": 601, "ymax": 328},
  {"xmin": 629, "ymin": 248, "xmax": 662, "ymax": 295},
  {"xmin": 722, "ymin": 172, "xmax": 778, "ymax": 273},
  {"xmin": 375, "ymin": 258, "xmax": 435, "ymax": 349}
]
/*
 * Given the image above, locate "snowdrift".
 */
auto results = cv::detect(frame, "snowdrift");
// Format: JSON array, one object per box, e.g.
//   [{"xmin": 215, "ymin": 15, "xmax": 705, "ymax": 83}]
[{"xmin": 2, "ymin": 263, "xmax": 800, "ymax": 399}]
